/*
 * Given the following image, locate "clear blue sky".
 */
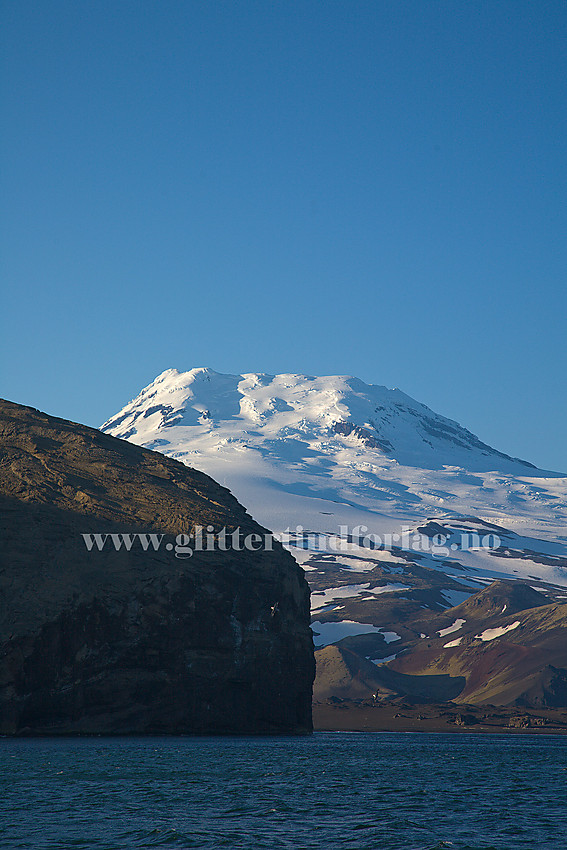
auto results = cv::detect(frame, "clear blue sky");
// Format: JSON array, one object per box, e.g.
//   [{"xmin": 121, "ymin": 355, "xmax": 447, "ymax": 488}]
[{"xmin": 1, "ymin": 1, "xmax": 566, "ymax": 471}]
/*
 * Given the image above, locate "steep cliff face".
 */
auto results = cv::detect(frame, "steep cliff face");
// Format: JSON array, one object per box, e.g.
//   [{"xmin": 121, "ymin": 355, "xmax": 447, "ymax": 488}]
[{"xmin": 0, "ymin": 399, "xmax": 314, "ymax": 734}]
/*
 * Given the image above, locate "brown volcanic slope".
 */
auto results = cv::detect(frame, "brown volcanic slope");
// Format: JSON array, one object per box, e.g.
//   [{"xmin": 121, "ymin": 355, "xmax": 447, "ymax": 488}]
[
  {"xmin": 314, "ymin": 580, "xmax": 567, "ymax": 708},
  {"xmin": 0, "ymin": 399, "xmax": 314, "ymax": 735},
  {"xmin": 389, "ymin": 581, "xmax": 567, "ymax": 707}
]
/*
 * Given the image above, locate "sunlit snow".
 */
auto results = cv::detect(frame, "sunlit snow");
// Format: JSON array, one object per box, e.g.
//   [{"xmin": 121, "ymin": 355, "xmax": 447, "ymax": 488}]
[
  {"xmin": 438, "ymin": 618, "xmax": 466, "ymax": 637},
  {"xmin": 475, "ymin": 621, "xmax": 521, "ymax": 642}
]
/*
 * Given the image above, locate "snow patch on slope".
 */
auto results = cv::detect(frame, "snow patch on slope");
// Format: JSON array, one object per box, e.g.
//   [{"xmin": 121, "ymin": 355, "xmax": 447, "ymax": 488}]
[
  {"xmin": 476, "ymin": 621, "xmax": 521, "ymax": 642},
  {"xmin": 438, "ymin": 618, "xmax": 466, "ymax": 637}
]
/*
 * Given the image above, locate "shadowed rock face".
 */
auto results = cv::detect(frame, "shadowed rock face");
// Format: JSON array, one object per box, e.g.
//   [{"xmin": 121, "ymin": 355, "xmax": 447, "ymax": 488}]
[{"xmin": 0, "ymin": 399, "xmax": 314, "ymax": 735}]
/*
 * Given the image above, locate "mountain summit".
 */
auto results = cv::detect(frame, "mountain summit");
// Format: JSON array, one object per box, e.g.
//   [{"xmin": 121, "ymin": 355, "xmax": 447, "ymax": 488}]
[
  {"xmin": 102, "ymin": 367, "xmax": 566, "ymax": 540},
  {"xmin": 103, "ymin": 367, "xmax": 534, "ymax": 471}
]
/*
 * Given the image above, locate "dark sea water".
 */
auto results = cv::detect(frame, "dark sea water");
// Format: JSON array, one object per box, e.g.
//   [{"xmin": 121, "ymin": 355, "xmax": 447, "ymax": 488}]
[{"xmin": 2, "ymin": 732, "xmax": 567, "ymax": 850}]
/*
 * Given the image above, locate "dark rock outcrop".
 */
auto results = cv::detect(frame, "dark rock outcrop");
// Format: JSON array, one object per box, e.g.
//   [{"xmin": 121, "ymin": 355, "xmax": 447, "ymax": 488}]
[
  {"xmin": 332, "ymin": 420, "xmax": 393, "ymax": 452},
  {"xmin": 0, "ymin": 399, "xmax": 314, "ymax": 735}
]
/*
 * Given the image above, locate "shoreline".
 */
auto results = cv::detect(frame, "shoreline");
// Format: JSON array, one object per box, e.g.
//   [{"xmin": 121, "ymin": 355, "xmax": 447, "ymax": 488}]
[{"xmin": 313, "ymin": 700, "xmax": 567, "ymax": 734}]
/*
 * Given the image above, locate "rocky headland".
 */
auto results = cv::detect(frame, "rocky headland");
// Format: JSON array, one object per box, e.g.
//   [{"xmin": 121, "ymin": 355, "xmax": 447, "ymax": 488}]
[{"xmin": 0, "ymin": 399, "xmax": 315, "ymax": 735}]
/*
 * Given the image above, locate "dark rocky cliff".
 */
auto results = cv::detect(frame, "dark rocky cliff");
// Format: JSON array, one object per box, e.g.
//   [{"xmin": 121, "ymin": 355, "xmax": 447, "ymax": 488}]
[{"xmin": 0, "ymin": 399, "xmax": 314, "ymax": 735}]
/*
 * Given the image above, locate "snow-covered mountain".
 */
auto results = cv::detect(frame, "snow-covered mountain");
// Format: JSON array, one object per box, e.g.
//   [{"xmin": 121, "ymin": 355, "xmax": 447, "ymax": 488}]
[
  {"xmin": 102, "ymin": 367, "xmax": 566, "ymax": 540},
  {"xmin": 102, "ymin": 367, "xmax": 567, "ymax": 700}
]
